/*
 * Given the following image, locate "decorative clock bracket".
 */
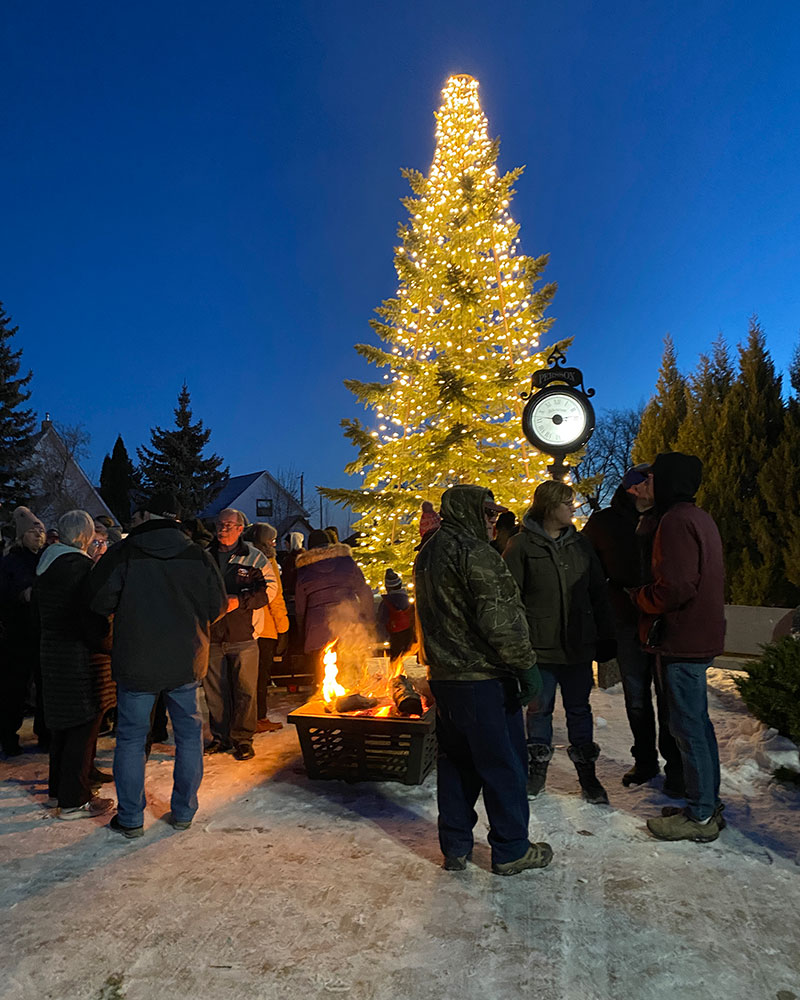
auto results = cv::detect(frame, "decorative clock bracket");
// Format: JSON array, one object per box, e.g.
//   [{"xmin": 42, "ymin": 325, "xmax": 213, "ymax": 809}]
[{"xmin": 520, "ymin": 349, "xmax": 596, "ymax": 401}]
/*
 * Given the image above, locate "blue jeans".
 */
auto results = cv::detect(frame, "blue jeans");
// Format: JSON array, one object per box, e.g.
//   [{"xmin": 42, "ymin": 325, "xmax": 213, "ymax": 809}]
[
  {"xmin": 617, "ymin": 632, "xmax": 683, "ymax": 782},
  {"xmin": 114, "ymin": 682, "xmax": 204, "ymax": 827},
  {"xmin": 658, "ymin": 658, "xmax": 720, "ymax": 821},
  {"xmin": 526, "ymin": 662, "xmax": 594, "ymax": 748},
  {"xmin": 430, "ymin": 678, "xmax": 530, "ymax": 866}
]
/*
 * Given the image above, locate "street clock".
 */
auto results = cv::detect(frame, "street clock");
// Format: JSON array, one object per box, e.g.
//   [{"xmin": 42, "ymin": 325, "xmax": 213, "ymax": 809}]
[{"xmin": 521, "ymin": 350, "xmax": 596, "ymax": 478}]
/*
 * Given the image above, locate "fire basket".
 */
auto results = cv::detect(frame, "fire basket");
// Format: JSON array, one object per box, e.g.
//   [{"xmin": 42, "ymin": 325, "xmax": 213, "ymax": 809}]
[
  {"xmin": 287, "ymin": 641, "xmax": 436, "ymax": 785},
  {"xmin": 288, "ymin": 701, "xmax": 436, "ymax": 785}
]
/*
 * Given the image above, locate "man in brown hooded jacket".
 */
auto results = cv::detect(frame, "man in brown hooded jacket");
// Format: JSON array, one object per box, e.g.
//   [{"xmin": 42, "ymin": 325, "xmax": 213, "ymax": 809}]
[{"xmin": 630, "ymin": 452, "xmax": 726, "ymax": 843}]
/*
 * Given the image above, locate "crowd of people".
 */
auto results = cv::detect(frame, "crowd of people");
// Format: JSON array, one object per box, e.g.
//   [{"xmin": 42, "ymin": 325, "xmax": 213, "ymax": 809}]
[
  {"xmin": 414, "ymin": 451, "xmax": 727, "ymax": 875},
  {"xmin": 0, "ymin": 494, "xmax": 386, "ymax": 835},
  {"xmin": 0, "ymin": 451, "xmax": 730, "ymax": 867}
]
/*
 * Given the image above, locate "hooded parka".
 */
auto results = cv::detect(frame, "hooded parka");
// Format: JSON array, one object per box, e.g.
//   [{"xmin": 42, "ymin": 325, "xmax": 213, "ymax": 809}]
[
  {"xmin": 294, "ymin": 542, "xmax": 374, "ymax": 653},
  {"xmin": 631, "ymin": 452, "xmax": 725, "ymax": 659},
  {"xmin": 89, "ymin": 519, "xmax": 227, "ymax": 692},
  {"xmin": 414, "ymin": 485, "xmax": 536, "ymax": 682}
]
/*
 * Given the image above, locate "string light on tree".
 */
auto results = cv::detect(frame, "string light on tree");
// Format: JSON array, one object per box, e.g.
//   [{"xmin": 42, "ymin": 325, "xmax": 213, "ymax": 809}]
[{"xmin": 320, "ymin": 74, "xmax": 570, "ymax": 585}]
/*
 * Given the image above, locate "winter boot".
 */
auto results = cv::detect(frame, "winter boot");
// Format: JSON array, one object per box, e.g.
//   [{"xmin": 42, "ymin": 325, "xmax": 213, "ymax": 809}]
[
  {"xmin": 568, "ymin": 742, "xmax": 610, "ymax": 805},
  {"xmin": 527, "ymin": 743, "xmax": 554, "ymax": 798},
  {"xmin": 622, "ymin": 759, "xmax": 660, "ymax": 787}
]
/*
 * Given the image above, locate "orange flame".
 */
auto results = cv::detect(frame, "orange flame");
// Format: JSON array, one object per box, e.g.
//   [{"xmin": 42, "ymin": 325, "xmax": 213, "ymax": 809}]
[{"xmin": 321, "ymin": 641, "xmax": 345, "ymax": 704}]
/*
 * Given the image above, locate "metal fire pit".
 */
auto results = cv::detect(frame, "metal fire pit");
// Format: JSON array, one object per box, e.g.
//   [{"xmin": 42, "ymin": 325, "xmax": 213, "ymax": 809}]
[{"xmin": 288, "ymin": 700, "xmax": 436, "ymax": 785}]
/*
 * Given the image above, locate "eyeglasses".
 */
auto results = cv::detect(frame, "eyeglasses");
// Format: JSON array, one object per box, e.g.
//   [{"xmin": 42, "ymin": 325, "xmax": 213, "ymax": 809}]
[
  {"xmin": 484, "ymin": 510, "xmax": 499, "ymax": 522},
  {"xmin": 216, "ymin": 522, "xmax": 240, "ymax": 531}
]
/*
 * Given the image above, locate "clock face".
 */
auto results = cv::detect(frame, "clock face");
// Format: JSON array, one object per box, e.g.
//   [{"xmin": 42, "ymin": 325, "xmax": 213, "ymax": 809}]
[{"xmin": 522, "ymin": 387, "xmax": 594, "ymax": 453}]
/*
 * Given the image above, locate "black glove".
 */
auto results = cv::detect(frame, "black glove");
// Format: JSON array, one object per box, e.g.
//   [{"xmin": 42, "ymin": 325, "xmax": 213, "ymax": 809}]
[
  {"xmin": 276, "ymin": 631, "xmax": 289, "ymax": 656},
  {"xmin": 517, "ymin": 665, "xmax": 542, "ymax": 707},
  {"xmin": 595, "ymin": 638, "xmax": 618, "ymax": 663}
]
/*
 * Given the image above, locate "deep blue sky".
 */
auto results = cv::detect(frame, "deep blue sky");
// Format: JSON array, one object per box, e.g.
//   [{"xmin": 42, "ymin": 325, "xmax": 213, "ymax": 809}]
[{"xmin": 2, "ymin": 1, "xmax": 799, "ymax": 526}]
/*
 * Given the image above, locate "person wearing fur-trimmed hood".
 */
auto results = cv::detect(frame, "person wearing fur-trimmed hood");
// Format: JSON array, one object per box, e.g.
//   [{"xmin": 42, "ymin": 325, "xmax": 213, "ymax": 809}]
[{"xmin": 294, "ymin": 530, "xmax": 375, "ymax": 689}]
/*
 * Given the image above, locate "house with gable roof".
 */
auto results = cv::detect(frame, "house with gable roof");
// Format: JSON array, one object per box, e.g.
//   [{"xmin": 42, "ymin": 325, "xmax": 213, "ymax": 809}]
[
  {"xmin": 26, "ymin": 417, "xmax": 116, "ymax": 526},
  {"xmin": 198, "ymin": 470, "xmax": 312, "ymax": 544}
]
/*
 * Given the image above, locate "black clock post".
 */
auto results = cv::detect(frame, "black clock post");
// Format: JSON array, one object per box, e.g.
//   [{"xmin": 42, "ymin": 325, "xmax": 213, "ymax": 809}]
[{"xmin": 520, "ymin": 350, "xmax": 596, "ymax": 480}]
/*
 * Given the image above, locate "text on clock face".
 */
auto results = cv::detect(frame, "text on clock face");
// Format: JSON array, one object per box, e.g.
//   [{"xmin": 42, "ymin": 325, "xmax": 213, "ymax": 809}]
[{"xmin": 530, "ymin": 396, "xmax": 586, "ymax": 444}]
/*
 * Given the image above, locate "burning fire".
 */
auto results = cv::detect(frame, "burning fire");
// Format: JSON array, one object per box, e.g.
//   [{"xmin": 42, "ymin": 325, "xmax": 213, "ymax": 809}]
[
  {"xmin": 321, "ymin": 641, "xmax": 346, "ymax": 704},
  {"xmin": 315, "ymin": 639, "xmax": 427, "ymax": 719}
]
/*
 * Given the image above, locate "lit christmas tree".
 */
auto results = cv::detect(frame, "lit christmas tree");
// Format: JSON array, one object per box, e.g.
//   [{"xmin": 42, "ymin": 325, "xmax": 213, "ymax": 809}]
[{"xmin": 321, "ymin": 74, "xmax": 563, "ymax": 585}]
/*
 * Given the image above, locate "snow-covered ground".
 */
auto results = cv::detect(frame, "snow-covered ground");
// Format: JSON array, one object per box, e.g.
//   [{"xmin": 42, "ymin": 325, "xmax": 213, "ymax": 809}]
[{"xmin": 1, "ymin": 668, "xmax": 799, "ymax": 1000}]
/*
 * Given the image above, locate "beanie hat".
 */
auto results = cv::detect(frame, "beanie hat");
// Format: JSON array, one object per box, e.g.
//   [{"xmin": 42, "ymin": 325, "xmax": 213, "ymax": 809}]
[
  {"xmin": 308, "ymin": 528, "xmax": 331, "ymax": 550},
  {"xmin": 13, "ymin": 506, "xmax": 45, "ymax": 541},
  {"xmin": 419, "ymin": 501, "xmax": 441, "ymax": 538},
  {"xmin": 145, "ymin": 491, "xmax": 182, "ymax": 521},
  {"xmin": 385, "ymin": 568, "xmax": 402, "ymax": 592}
]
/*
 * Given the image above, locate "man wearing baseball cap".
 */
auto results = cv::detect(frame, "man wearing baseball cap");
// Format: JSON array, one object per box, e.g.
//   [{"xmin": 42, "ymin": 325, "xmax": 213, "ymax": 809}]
[{"xmin": 583, "ymin": 466, "xmax": 682, "ymax": 792}]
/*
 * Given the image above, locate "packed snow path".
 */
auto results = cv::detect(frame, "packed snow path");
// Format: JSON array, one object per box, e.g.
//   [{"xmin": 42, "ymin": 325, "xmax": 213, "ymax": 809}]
[{"xmin": 1, "ymin": 669, "xmax": 798, "ymax": 1000}]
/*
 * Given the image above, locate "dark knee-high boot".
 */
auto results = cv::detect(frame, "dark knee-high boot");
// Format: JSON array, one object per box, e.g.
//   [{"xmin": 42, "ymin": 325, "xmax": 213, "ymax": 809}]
[
  {"xmin": 568, "ymin": 741, "xmax": 609, "ymax": 804},
  {"xmin": 527, "ymin": 743, "xmax": 553, "ymax": 798}
]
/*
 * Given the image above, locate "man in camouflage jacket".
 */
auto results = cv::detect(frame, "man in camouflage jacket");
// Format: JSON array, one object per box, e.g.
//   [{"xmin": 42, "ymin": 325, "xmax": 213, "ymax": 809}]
[{"xmin": 414, "ymin": 485, "xmax": 553, "ymax": 876}]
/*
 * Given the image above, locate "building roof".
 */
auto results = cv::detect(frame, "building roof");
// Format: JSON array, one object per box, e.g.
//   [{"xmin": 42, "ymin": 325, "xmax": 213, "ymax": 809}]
[
  {"xmin": 29, "ymin": 421, "xmax": 116, "ymax": 522},
  {"xmin": 198, "ymin": 470, "xmax": 309, "ymax": 520},
  {"xmin": 199, "ymin": 472, "xmax": 264, "ymax": 518}
]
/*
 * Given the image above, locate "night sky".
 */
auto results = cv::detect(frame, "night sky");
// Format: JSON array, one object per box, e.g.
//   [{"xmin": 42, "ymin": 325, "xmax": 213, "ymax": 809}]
[{"xmin": 2, "ymin": 1, "xmax": 799, "ymax": 526}]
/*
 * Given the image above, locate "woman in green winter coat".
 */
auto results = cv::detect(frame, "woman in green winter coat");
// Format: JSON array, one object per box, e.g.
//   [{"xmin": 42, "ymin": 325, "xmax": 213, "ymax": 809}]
[{"xmin": 504, "ymin": 480, "xmax": 616, "ymax": 804}]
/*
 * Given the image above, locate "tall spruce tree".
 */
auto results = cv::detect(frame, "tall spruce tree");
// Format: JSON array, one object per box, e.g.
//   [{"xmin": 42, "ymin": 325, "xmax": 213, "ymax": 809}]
[
  {"xmin": 631, "ymin": 334, "xmax": 687, "ymax": 464},
  {"xmin": 676, "ymin": 334, "xmax": 734, "ymax": 523},
  {"xmin": 0, "ymin": 302, "xmax": 35, "ymax": 514},
  {"xmin": 709, "ymin": 318, "xmax": 785, "ymax": 605},
  {"xmin": 99, "ymin": 435, "xmax": 139, "ymax": 523},
  {"xmin": 137, "ymin": 384, "xmax": 228, "ymax": 518},
  {"xmin": 319, "ymin": 74, "xmax": 560, "ymax": 584},
  {"xmin": 761, "ymin": 343, "xmax": 800, "ymax": 598}
]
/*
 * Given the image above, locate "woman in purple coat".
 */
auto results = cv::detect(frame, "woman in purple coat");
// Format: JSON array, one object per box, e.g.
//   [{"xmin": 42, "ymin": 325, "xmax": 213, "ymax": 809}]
[{"xmin": 294, "ymin": 530, "xmax": 375, "ymax": 690}]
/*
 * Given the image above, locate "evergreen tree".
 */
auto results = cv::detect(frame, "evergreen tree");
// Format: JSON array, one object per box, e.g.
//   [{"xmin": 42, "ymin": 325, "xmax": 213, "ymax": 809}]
[
  {"xmin": 0, "ymin": 302, "xmax": 35, "ymax": 514},
  {"xmin": 710, "ymin": 318, "xmax": 785, "ymax": 605},
  {"xmin": 631, "ymin": 335, "xmax": 687, "ymax": 464},
  {"xmin": 675, "ymin": 334, "xmax": 734, "ymax": 534},
  {"xmin": 761, "ymin": 343, "xmax": 800, "ymax": 596},
  {"xmin": 319, "ymin": 74, "xmax": 560, "ymax": 584},
  {"xmin": 675, "ymin": 334, "xmax": 734, "ymax": 466},
  {"xmin": 99, "ymin": 435, "xmax": 139, "ymax": 523},
  {"xmin": 137, "ymin": 384, "xmax": 229, "ymax": 518}
]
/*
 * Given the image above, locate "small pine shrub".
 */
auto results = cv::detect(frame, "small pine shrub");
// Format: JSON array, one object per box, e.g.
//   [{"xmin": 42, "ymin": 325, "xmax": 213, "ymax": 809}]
[{"xmin": 734, "ymin": 636, "xmax": 800, "ymax": 746}]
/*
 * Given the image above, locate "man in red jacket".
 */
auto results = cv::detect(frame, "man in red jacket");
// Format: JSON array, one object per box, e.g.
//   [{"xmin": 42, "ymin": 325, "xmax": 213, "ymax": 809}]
[{"xmin": 630, "ymin": 452, "xmax": 726, "ymax": 843}]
